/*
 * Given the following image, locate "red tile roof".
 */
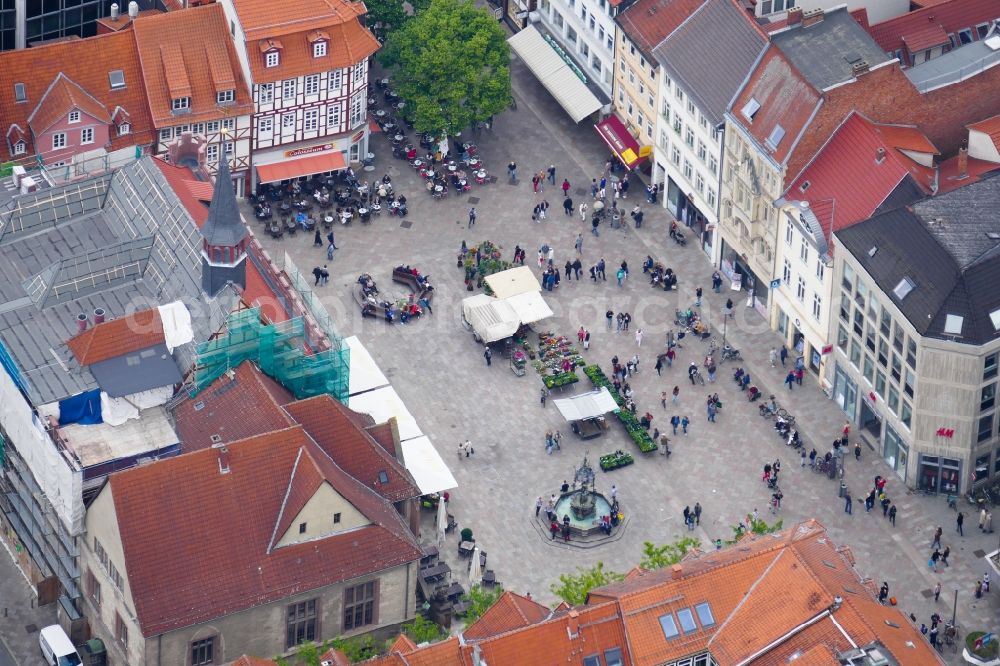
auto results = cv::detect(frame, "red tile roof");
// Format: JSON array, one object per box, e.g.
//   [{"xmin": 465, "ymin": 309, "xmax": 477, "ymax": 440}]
[
  {"xmin": 730, "ymin": 46, "xmax": 821, "ymax": 166},
  {"xmin": 936, "ymin": 154, "xmax": 1000, "ymax": 193},
  {"xmin": 29, "ymin": 74, "xmax": 111, "ymax": 136},
  {"xmin": 108, "ymin": 424, "xmax": 421, "ymax": 636},
  {"xmin": 284, "ymin": 395, "xmax": 420, "ymax": 503},
  {"xmin": 969, "ymin": 112, "xmax": 1000, "ymax": 151},
  {"xmin": 463, "ymin": 590, "xmax": 551, "ymax": 640},
  {"xmin": 132, "ymin": 5, "xmax": 254, "ymax": 127},
  {"xmin": 66, "ymin": 308, "xmax": 165, "ymax": 366},
  {"xmin": 862, "ymin": 0, "xmax": 1000, "ymax": 60},
  {"xmin": 871, "ymin": 122, "xmax": 940, "ymax": 154},
  {"xmin": 616, "ymin": 0, "xmax": 707, "ymax": 57},
  {"xmin": 786, "ymin": 112, "xmax": 934, "ymax": 239},
  {"xmin": 247, "ymin": 20, "xmax": 379, "ymax": 85},
  {"xmin": 171, "ymin": 361, "xmax": 295, "ymax": 451},
  {"xmin": 0, "ymin": 29, "xmax": 153, "ymax": 162},
  {"xmin": 232, "ymin": 0, "xmax": 366, "ymax": 38}
]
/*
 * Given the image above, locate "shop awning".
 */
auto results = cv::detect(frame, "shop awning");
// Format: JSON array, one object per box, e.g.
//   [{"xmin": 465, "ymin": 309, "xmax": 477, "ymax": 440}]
[
  {"xmin": 349, "ymin": 386, "xmax": 422, "ymax": 441},
  {"xmin": 401, "ymin": 436, "xmax": 458, "ymax": 494},
  {"xmin": 255, "ymin": 151, "xmax": 346, "ymax": 183},
  {"xmin": 484, "ymin": 266, "xmax": 541, "ymax": 299},
  {"xmin": 344, "ymin": 335, "xmax": 389, "ymax": 396},
  {"xmin": 508, "ymin": 26, "xmax": 602, "ymax": 123},
  {"xmin": 595, "ymin": 115, "xmax": 647, "ymax": 169},
  {"xmin": 554, "ymin": 387, "xmax": 619, "ymax": 422},
  {"xmin": 505, "ymin": 290, "xmax": 553, "ymax": 325}
]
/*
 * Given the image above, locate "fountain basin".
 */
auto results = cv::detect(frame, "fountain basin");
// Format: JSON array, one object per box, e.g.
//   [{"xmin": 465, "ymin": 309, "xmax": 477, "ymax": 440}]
[{"xmin": 553, "ymin": 491, "xmax": 613, "ymax": 537}]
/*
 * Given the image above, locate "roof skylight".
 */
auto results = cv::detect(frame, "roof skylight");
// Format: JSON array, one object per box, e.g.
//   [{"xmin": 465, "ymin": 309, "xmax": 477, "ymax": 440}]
[
  {"xmin": 892, "ymin": 276, "xmax": 915, "ymax": 301},
  {"xmin": 741, "ymin": 97, "xmax": 761, "ymax": 122},
  {"xmin": 109, "ymin": 70, "xmax": 125, "ymax": 90},
  {"xmin": 695, "ymin": 602, "xmax": 715, "ymax": 627},
  {"xmin": 990, "ymin": 308, "xmax": 1000, "ymax": 331},
  {"xmin": 659, "ymin": 613, "xmax": 679, "ymax": 639},
  {"xmin": 765, "ymin": 124, "xmax": 786, "ymax": 150},
  {"xmin": 677, "ymin": 607, "xmax": 697, "ymax": 634},
  {"xmin": 944, "ymin": 314, "xmax": 964, "ymax": 335}
]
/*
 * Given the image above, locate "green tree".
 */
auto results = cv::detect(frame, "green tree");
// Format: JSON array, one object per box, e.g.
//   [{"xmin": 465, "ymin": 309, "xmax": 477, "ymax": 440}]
[
  {"xmin": 639, "ymin": 537, "xmax": 701, "ymax": 570},
  {"xmin": 402, "ymin": 614, "xmax": 448, "ymax": 643},
  {"xmin": 724, "ymin": 518, "xmax": 783, "ymax": 545},
  {"xmin": 550, "ymin": 562, "xmax": 624, "ymax": 606},
  {"xmin": 462, "ymin": 584, "xmax": 504, "ymax": 627},
  {"xmin": 365, "ymin": 0, "xmax": 408, "ymax": 38},
  {"xmin": 379, "ymin": 0, "xmax": 511, "ymax": 137}
]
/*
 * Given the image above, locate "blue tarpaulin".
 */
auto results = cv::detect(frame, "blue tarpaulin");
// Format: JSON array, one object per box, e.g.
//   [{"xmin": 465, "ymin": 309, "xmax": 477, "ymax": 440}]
[{"xmin": 58, "ymin": 389, "xmax": 103, "ymax": 425}]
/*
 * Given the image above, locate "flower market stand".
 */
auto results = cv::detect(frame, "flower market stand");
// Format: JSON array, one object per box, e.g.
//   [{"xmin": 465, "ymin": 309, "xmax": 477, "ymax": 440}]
[
  {"xmin": 600, "ymin": 450, "xmax": 635, "ymax": 471},
  {"xmin": 553, "ymin": 388, "xmax": 619, "ymax": 440},
  {"xmin": 583, "ymin": 365, "xmax": 658, "ymax": 453}
]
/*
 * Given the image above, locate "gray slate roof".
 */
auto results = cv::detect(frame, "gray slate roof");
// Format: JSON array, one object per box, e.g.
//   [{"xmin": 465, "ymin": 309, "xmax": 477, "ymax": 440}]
[
  {"xmin": 836, "ymin": 172, "xmax": 1000, "ymax": 345},
  {"xmin": 201, "ymin": 157, "xmax": 248, "ymax": 248},
  {"xmin": 0, "ymin": 157, "xmax": 237, "ymax": 405},
  {"xmin": 905, "ymin": 35, "xmax": 1000, "ymax": 93},
  {"xmin": 652, "ymin": 0, "xmax": 767, "ymax": 126},
  {"xmin": 772, "ymin": 7, "xmax": 891, "ymax": 90}
]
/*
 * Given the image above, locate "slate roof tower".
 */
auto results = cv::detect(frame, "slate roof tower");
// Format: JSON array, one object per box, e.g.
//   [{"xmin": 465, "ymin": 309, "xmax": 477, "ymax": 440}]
[{"xmin": 200, "ymin": 156, "xmax": 248, "ymax": 296}]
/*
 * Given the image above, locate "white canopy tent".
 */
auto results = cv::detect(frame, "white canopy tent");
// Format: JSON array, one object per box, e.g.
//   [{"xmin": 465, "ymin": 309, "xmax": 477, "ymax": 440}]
[
  {"xmin": 505, "ymin": 290, "xmax": 554, "ymax": 325},
  {"xmin": 462, "ymin": 294, "xmax": 521, "ymax": 344},
  {"xmin": 484, "ymin": 266, "xmax": 542, "ymax": 300},
  {"xmin": 553, "ymin": 387, "xmax": 620, "ymax": 422},
  {"xmin": 507, "ymin": 25, "xmax": 603, "ymax": 123},
  {"xmin": 401, "ymin": 436, "xmax": 458, "ymax": 494},
  {"xmin": 348, "ymin": 386, "xmax": 422, "ymax": 441},
  {"xmin": 344, "ymin": 335, "xmax": 389, "ymax": 396}
]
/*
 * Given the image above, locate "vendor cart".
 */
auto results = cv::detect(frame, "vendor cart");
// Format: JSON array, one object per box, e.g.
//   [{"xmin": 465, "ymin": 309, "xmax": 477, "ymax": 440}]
[{"xmin": 553, "ymin": 387, "xmax": 619, "ymax": 440}]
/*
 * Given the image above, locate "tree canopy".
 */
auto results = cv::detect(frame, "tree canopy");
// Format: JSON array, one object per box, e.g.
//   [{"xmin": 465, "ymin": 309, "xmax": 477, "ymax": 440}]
[
  {"xmin": 364, "ymin": 0, "xmax": 431, "ymax": 40},
  {"xmin": 550, "ymin": 562, "xmax": 625, "ymax": 606},
  {"xmin": 639, "ymin": 537, "xmax": 701, "ymax": 570},
  {"xmin": 379, "ymin": 0, "xmax": 511, "ymax": 136}
]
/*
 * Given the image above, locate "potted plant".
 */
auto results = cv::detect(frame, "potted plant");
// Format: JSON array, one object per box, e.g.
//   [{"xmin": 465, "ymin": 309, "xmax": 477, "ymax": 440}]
[{"xmin": 460, "ymin": 528, "xmax": 474, "ymax": 543}]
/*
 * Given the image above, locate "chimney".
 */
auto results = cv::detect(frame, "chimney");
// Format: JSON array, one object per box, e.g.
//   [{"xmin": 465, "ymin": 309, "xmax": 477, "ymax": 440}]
[
  {"xmin": 875, "ymin": 147, "xmax": 886, "ymax": 164},
  {"xmin": 76, "ymin": 313, "xmax": 89, "ymax": 332},
  {"xmin": 958, "ymin": 139, "xmax": 969, "ymax": 178},
  {"xmin": 566, "ymin": 610, "xmax": 580, "ymax": 638},
  {"xmin": 213, "ymin": 442, "xmax": 231, "ymax": 474},
  {"xmin": 93, "ymin": 307, "xmax": 106, "ymax": 325},
  {"xmin": 110, "ymin": 2, "xmax": 119, "ymax": 19},
  {"xmin": 787, "ymin": 6, "xmax": 803, "ymax": 25},
  {"xmin": 671, "ymin": 564, "xmax": 683, "ymax": 579},
  {"xmin": 127, "ymin": 0, "xmax": 138, "ymax": 18},
  {"xmin": 801, "ymin": 8, "xmax": 824, "ymax": 27},
  {"xmin": 851, "ymin": 60, "xmax": 870, "ymax": 77}
]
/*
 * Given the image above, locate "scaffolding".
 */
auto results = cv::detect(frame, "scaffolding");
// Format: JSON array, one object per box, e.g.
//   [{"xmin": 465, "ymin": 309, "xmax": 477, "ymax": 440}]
[{"xmin": 191, "ymin": 307, "xmax": 350, "ymax": 402}]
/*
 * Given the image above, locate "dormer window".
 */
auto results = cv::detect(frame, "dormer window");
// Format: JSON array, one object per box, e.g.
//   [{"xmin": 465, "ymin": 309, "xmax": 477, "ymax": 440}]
[
  {"xmin": 119, "ymin": 123, "xmax": 130, "ymax": 136},
  {"xmin": 217, "ymin": 89, "xmax": 235, "ymax": 104},
  {"xmin": 313, "ymin": 41, "xmax": 327, "ymax": 58},
  {"xmin": 741, "ymin": 97, "xmax": 760, "ymax": 122},
  {"xmin": 68, "ymin": 110, "xmax": 81, "ymax": 124},
  {"xmin": 12, "ymin": 141, "xmax": 25, "ymax": 155},
  {"xmin": 265, "ymin": 50, "xmax": 279, "ymax": 68},
  {"xmin": 172, "ymin": 97, "xmax": 190, "ymax": 111}
]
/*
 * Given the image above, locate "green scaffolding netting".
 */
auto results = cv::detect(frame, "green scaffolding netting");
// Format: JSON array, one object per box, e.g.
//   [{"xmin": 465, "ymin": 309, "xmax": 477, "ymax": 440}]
[{"xmin": 191, "ymin": 307, "xmax": 350, "ymax": 402}]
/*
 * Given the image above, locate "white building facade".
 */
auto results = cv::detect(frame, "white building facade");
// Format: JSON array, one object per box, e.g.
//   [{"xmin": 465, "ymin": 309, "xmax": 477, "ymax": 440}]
[{"xmin": 536, "ymin": 0, "xmax": 619, "ymax": 98}]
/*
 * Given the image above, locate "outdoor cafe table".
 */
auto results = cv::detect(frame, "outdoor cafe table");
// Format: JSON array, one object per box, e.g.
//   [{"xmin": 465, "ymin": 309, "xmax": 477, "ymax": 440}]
[{"xmin": 420, "ymin": 562, "xmax": 450, "ymax": 584}]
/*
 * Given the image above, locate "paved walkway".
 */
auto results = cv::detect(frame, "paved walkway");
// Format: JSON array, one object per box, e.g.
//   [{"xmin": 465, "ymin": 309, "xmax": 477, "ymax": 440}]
[
  {"xmin": 249, "ymin": 56, "xmax": 998, "ymax": 660},
  {"xmin": 0, "ymin": 541, "xmax": 55, "ymax": 665}
]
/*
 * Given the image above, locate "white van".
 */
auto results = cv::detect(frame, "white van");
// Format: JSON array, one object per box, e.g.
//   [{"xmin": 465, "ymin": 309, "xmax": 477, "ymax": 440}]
[{"xmin": 38, "ymin": 625, "xmax": 82, "ymax": 666}]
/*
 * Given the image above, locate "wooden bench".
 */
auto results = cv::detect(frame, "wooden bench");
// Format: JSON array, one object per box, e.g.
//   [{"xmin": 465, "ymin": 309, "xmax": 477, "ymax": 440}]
[{"xmin": 392, "ymin": 267, "xmax": 433, "ymax": 301}]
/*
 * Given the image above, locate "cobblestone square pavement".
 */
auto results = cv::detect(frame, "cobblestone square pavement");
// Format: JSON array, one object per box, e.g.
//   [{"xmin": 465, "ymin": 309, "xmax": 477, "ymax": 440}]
[{"xmin": 251, "ymin": 57, "xmax": 999, "ymax": 659}]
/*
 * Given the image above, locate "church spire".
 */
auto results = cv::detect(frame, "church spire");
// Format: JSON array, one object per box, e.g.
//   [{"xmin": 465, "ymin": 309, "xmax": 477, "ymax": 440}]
[{"xmin": 200, "ymin": 158, "xmax": 248, "ymax": 297}]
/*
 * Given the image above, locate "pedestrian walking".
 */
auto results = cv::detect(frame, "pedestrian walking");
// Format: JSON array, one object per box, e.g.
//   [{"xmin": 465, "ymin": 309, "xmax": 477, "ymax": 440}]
[
  {"xmin": 320, "ymin": 265, "xmax": 329, "ymax": 285},
  {"xmin": 769, "ymin": 348, "xmax": 777, "ymax": 367},
  {"xmin": 535, "ymin": 497, "xmax": 543, "ymax": 517},
  {"xmin": 888, "ymin": 504, "xmax": 897, "ymax": 526},
  {"xmin": 616, "ymin": 267, "xmax": 626, "ymax": 287},
  {"xmin": 561, "ymin": 178, "xmax": 570, "ymax": 195},
  {"xmin": 579, "ymin": 201, "xmax": 589, "ymax": 222},
  {"xmin": 565, "ymin": 261, "xmax": 573, "ymax": 280},
  {"xmin": 655, "ymin": 357, "xmax": 663, "ymax": 376},
  {"xmin": 681, "ymin": 415, "xmax": 690, "ymax": 435},
  {"xmin": 695, "ymin": 287, "xmax": 703, "ymax": 307},
  {"xmin": 541, "ymin": 387, "xmax": 548, "ymax": 407},
  {"xmin": 784, "ymin": 371, "xmax": 795, "ymax": 390},
  {"xmin": 575, "ymin": 234, "xmax": 583, "ymax": 254},
  {"xmin": 976, "ymin": 580, "xmax": 984, "ymax": 598},
  {"xmin": 606, "ymin": 309, "xmax": 614, "ymax": 330},
  {"xmin": 468, "ymin": 207, "xmax": 477, "ymax": 227},
  {"xmin": 933, "ymin": 581, "xmax": 941, "ymax": 601},
  {"xmin": 483, "ymin": 346, "xmax": 492, "ymax": 366},
  {"xmin": 670, "ymin": 414, "xmax": 680, "ymax": 435},
  {"xmin": 844, "ymin": 492, "xmax": 852, "ymax": 514},
  {"xmin": 694, "ymin": 502, "xmax": 702, "ymax": 525},
  {"xmin": 985, "ymin": 571, "xmax": 991, "ymax": 592},
  {"xmin": 712, "ymin": 271, "xmax": 722, "ymax": 293},
  {"xmin": 583, "ymin": 331, "xmax": 590, "ymax": 350},
  {"xmin": 683, "ymin": 505, "xmax": 691, "ymax": 526},
  {"xmin": 313, "ymin": 228, "xmax": 323, "ymax": 246},
  {"xmin": 531, "ymin": 174, "xmax": 540, "ymax": 193},
  {"xmin": 780, "ymin": 346, "xmax": 788, "ymax": 366},
  {"xmin": 547, "ymin": 164, "xmax": 556, "ymax": 185},
  {"xmin": 672, "ymin": 386, "xmax": 680, "ymax": 402},
  {"xmin": 942, "ymin": 545, "xmax": 950, "ymax": 567},
  {"xmin": 707, "ymin": 401, "xmax": 717, "ymax": 423},
  {"xmin": 932, "ymin": 526, "xmax": 943, "ymax": 550},
  {"xmin": 661, "ymin": 391, "xmax": 667, "ymax": 408},
  {"xmin": 312, "ymin": 265, "xmax": 323, "ymax": 286},
  {"xmin": 507, "ymin": 161, "xmax": 517, "ymax": 181},
  {"xmin": 635, "ymin": 329, "xmax": 643, "ymax": 347},
  {"xmin": 957, "ymin": 512, "xmax": 964, "ymax": 536},
  {"xmin": 854, "ymin": 442, "xmax": 861, "ymax": 461},
  {"xmin": 980, "ymin": 507, "xmax": 988, "ymax": 531},
  {"xmin": 795, "ymin": 367, "xmax": 804, "ymax": 385}
]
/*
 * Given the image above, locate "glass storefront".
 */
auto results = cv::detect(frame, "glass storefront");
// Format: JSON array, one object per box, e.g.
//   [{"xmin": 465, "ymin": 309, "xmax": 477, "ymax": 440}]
[
  {"xmin": 917, "ymin": 455, "xmax": 961, "ymax": 495},
  {"xmin": 833, "ymin": 363, "xmax": 857, "ymax": 423},
  {"xmin": 883, "ymin": 425, "xmax": 908, "ymax": 482}
]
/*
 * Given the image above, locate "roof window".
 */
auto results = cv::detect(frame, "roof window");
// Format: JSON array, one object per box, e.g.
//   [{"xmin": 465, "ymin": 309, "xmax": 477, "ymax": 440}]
[
  {"xmin": 741, "ymin": 97, "xmax": 760, "ymax": 122},
  {"xmin": 377, "ymin": 470, "xmax": 389, "ymax": 484},
  {"xmin": 986, "ymin": 232, "xmax": 1000, "ymax": 240},
  {"xmin": 14, "ymin": 83, "xmax": 26, "ymax": 102},
  {"xmin": 658, "ymin": 613, "xmax": 679, "ymax": 639},
  {"xmin": 944, "ymin": 314, "xmax": 963, "ymax": 335},
  {"xmin": 677, "ymin": 608, "xmax": 697, "ymax": 634},
  {"xmin": 765, "ymin": 124, "xmax": 785, "ymax": 150},
  {"xmin": 695, "ymin": 602, "xmax": 715, "ymax": 627},
  {"xmin": 868, "ymin": 246, "xmax": 878, "ymax": 258},
  {"xmin": 109, "ymin": 70, "xmax": 125, "ymax": 90},
  {"xmin": 892, "ymin": 276, "xmax": 915, "ymax": 301},
  {"xmin": 799, "ymin": 180, "xmax": 811, "ymax": 192},
  {"xmin": 991, "ymin": 308, "xmax": 1000, "ymax": 331}
]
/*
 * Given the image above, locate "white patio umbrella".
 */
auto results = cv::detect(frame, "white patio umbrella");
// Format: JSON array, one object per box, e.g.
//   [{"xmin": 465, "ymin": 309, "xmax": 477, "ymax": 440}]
[
  {"xmin": 469, "ymin": 545, "xmax": 483, "ymax": 587},
  {"xmin": 436, "ymin": 498, "xmax": 448, "ymax": 545}
]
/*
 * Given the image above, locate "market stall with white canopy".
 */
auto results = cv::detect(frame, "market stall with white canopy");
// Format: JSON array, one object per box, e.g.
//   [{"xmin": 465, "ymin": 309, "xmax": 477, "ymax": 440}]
[{"xmin": 553, "ymin": 387, "xmax": 619, "ymax": 439}]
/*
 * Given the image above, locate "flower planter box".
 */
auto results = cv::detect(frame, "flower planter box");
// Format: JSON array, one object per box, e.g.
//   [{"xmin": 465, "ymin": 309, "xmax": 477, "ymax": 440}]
[
  {"xmin": 543, "ymin": 372, "xmax": 579, "ymax": 390},
  {"xmin": 600, "ymin": 450, "xmax": 635, "ymax": 471},
  {"xmin": 584, "ymin": 365, "xmax": 658, "ymax": 453}
]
